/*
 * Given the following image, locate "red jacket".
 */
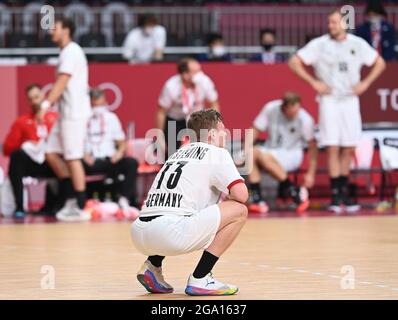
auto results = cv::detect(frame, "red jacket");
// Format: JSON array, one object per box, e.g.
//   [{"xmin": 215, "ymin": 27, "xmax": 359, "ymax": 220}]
[{"xmin": 3, "ymin": 112, "xmax": 58, "ymax": 156}]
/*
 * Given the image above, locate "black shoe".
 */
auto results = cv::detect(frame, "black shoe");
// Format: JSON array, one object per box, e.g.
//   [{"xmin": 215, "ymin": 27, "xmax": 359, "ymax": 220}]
[
  {"xmin": 341, "ymin": 197, "xmax": 360, "ymax": 213},
  {"xmin": 341, "ymin": 184, "xmax": 360, "ymax": 213}
]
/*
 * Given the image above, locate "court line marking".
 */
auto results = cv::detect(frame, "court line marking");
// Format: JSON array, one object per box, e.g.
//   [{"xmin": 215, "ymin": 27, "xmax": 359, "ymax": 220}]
[{"xmin": 249, "ymin": 262, "xmax": 398, "ymax": 295}]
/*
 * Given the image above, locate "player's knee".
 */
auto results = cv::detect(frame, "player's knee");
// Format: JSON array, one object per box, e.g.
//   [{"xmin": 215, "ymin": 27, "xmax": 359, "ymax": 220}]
[{"xmin": 237, "ymin": 203, "xmax": 248, "ymax": 221}]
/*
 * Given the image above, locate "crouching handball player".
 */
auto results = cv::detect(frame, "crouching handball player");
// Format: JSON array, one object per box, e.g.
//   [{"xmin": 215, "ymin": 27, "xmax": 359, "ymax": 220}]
[{"xmin": 131, "ymin": 109, "xmax": 248, "ymax": 296}]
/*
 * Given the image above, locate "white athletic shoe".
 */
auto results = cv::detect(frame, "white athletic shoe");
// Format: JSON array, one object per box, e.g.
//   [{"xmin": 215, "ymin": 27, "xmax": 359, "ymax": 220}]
[
  {"xmin": 185, "ymin": 273, "xmax": 239, "ymax": 296},
  {"xmin": 56, "ymin": 199, "xmax": 91, "ymax": 222}
]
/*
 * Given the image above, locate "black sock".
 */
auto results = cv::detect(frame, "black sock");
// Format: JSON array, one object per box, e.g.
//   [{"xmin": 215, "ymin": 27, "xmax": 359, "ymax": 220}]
[
  {"xmin": 330, "ymin": 177, "xmax": 340, "ymax": 197},
  {"xmin": 193, "ymin": 251, "xmax": 219, "ymax": 279},
  {"xmin": 76, "ymin": 191, "xmax": 86, "ymax": 209},
  {"xmin": 279, "ymin": 178, "xmax": 294, "ymax": 198},
  {"xmin": 249, "ymin": 183, "xmax": 262, "ymax": 202},
  {"xmin": 59, "ymin": 178, "xmax": 74, "ymax": 206},
  {"xmin": 148, "ymin": 255, "xmax": 165, "ymax": 268},
  {"xmin": 280, "ymin": 178, "xmax": 293, "ymax": 191}
]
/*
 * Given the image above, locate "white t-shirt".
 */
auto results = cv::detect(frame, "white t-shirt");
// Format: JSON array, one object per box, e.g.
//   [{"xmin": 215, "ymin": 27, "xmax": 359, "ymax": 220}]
[
  {"xmin": 297, "ymin": 33, "xmax": 378, "ymax": 98},
  {"xmin": 141, "ymin": 142, "xmax": 244, "ymax": 217},
  {"xmin": 158, "ymin": 73, "xmax": 219, "ymax": 120},
  {"xmin": 85, "ymin": 106, "xmax": 126, "ymax": 159},
  {"xmin": 57, "ymin": 41, "xmax": 91, "ymax": 120},
  {"xmin": 253, "ymin": 99, "xmax": 315, "ymax": 149},
  {"xmin": 122, "ymin": 25, "xmax": 166, "ymax": 63}
]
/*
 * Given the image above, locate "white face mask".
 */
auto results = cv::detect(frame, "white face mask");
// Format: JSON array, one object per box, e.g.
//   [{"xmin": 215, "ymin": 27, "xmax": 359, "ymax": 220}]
[
  {"xmin": 143, "ymin": 27, "xmax": 154, "ymax": 36},
  {"xmin": 191, "ymin": 71, "xmax": 204, "ymax": 85},
  {"xmin": 212, "ymin": 45, "xmax": 226, "ymax": 57}
]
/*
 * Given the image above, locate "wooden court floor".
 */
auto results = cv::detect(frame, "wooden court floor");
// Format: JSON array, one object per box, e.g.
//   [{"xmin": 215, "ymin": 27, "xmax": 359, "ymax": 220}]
[{"xmin": 1, "ymin": 215, "xmax": 398, "ymax": 300}]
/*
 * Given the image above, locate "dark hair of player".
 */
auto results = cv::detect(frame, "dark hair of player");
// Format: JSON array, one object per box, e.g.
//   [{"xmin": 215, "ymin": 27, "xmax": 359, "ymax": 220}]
[
  {"xmin": 55, "ymin": 16, "xmax": 75, "ymax": 38},
  {"xmin": 138, "ymin": 14, "xmax": 158, "ymax": 27},
  {"xmin": 177, "ymin": 57, "xmax": 198, "ymax": 74},
  {"xmin": 281, "ymin": 92, "xmax": 301, "ymax": 108},
  {"xmin": 187, "ymin": 109, "xmax": 223, "ymax": 142},
  {"xmin": 25, "ymin": 83, "xmax": 41, "ymax": 93}
]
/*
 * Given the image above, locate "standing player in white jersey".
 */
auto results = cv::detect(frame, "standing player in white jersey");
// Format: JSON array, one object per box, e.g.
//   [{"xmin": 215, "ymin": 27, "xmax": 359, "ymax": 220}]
[
  {"xmin": 289, "ymin": 9, "xmax": 385, "ymax": 213},
  {"xmin": 40, "ymin": 17, "xmax": 92, "ymax": 221},
  {"xmin": 247, "ymin": 92, "xmax": 317, "ymax": 214},
  {"xmin": 131, "ymin": 109, "xmax": 248, "ymax": 296}
]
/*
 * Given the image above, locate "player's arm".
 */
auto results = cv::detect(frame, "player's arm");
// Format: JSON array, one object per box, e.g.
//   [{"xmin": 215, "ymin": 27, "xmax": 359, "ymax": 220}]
[
  {"xmin": 40, "ymin": 74, "xmax": 70, "ymax": 112},
  {"xmin": 352, "ymin": 56, "xmax": 386, "ymax": 96},
  {"xmin": 228, "ymin": 182, "xmax": 249, "ymax": 204},
  {"xmin": 3, "ymin": 121, "xmax": 23, "ymax": 156},
  {"xmin": 288, "ymin": 55, "xmax": 331, "ymax": 95},
  {"xmin": 303, "ymin": 139, "xmax": 318, "ymax": 189},
  {"xmin": 111, "ymin": 139, "xmax": 127, "ymax": 164}
]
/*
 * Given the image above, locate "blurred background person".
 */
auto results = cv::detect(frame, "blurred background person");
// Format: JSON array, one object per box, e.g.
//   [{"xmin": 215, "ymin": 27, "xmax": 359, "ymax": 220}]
[
  {"xmin": 122, "ymin": 13, "xmax": 166, "ymax": 64},
  {"xmin": 84, "ymin": 87, "xmax": 139, "ymax": 212},
  {"xmin": 250, "ymin": 28, "xmax": 285, "ymax": 64},
  {"xmin": 247, "ymin": 92, "xmax": 317, "ymax": 214},
  {"xmin": 3, "ymin": 84, "xmax": 58, "ymax": 219},
  {"xmin": 356, "ymin": 0, "xmax": 396, "ymax": 61},
  {"xmin": 197, "ymin": 33, "xmax": 233, "ymax": 62},
  {"xmin": 156, "ymin": 57, "xmax": 220, "ymax": 156}
]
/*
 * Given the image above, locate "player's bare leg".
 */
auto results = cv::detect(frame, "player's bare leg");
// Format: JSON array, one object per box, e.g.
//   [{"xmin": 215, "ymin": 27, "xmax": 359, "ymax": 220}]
[
  {"xmin": 249, "ymin": 147, "xmax": 309, "ymax": 213},
  {"xmin": 185, "ymin": 200, "xmax": 247, "ymax": 296},
  {"xmin": 46, "ymin": 153, "xmax": 69, "ymax": 179}
]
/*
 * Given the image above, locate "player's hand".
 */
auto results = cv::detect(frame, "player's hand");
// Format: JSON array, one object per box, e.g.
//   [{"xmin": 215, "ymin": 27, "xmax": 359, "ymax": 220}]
[
  {"xmin": 311, "ymin": 80, "xmax": 331, "ymax": 95},
  {"xmin": 303, "ymin": 172, "xmax": 315, "ymax": 189},
  {"xmin": 111, "ymin": 151, "xmax": 124, "ymax": 164},
  {"xmin": 84, "ymin": 154, "xmax": 95, "ymax": 166},
  {"xmin": 352, "ymin": 81, "xmax": 370, "ymax": 96}
]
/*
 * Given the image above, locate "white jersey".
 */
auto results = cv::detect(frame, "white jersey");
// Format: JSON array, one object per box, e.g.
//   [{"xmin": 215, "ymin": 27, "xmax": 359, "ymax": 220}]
[
  {"xmin": 140, "ymin": 142, "xmax": 244, "ymax": 217},
  {"xmin": 297, "ymin": 33, "xmax": 378, "ymax": 98},
  {"xmin": 85, "ymin": 106, "xmax": 126, "ymax": 159},
  {"xmin": 253, "ymin": 99, "xmax": 315, "ymax": 149},
  {"xmin": 158, "ymin": 73, "xmax": 219, "ymax": 120},
  {"xmin": 57, "ymin": 41, "xmax": 91, "ymax": 120},
  {"xmin": 122, "ymin": 25, "xmax": 166, "ymax": 63}
]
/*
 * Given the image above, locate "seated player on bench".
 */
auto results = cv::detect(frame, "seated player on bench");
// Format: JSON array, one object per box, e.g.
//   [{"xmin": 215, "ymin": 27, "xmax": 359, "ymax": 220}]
[
  {"xmin": 247, "ymin": 92, "xmax": 318, "ymax": 214},
  {"xmin": 83, "ymin": 87, "xmax": 139, "ymax": 213},
  {"xmin": 2, "ymin": 84, "xmax": 58, "ymax": 218}
]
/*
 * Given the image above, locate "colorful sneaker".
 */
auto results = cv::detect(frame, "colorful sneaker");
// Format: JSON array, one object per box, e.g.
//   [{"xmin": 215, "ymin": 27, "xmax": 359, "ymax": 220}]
[
  {"xmin": 248, "ymin": 201, "xmax": 269, "ymax": 214},
  {"xmin": 185, "ymin": 273, "xmax": 239, "ymax": 296},
  {"xmin": 137, "ymin": 260, "xmax": 173, "ymax": 294}
]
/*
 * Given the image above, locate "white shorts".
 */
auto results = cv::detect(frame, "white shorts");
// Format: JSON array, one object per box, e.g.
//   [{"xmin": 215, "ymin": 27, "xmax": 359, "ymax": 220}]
[
  {"xmin": 131, "ymin": 204, "xmax": 221, "ymax": 256},
  {"xmin": 318, "ymin": 96, "xmax": 362, "ymax": 147},
  {"xmin": 257, "ymin": 147, "xmax": 303, "ymax": 172},
  {"xmin": 46, "ymin": 119, "xmax": 88, "ymax": 160}
]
